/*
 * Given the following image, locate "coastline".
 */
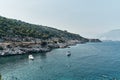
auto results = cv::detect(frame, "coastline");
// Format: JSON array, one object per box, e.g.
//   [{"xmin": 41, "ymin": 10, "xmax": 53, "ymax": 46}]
[
  {"xmin": 0, "ymin": 16, "xmax": 101, "ymax": 57},
  {"xmin": 0, "ymin": 39, "xmax": 101, "ymax": 57},
  {"xmin": 0, "ymin": 40, "xmax": 80, "ymax": 56}
]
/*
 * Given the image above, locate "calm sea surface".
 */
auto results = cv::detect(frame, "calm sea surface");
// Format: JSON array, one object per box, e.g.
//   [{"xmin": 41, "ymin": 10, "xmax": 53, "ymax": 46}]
[{"xmin": 0, "ymin": 41, "xmax": 120, "ymax": 80}]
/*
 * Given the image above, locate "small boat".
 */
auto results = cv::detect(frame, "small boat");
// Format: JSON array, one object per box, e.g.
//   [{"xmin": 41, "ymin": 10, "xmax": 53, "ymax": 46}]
[
  {"xmin": 66, "ymin": 51, "xmax": 71, "ymax": 57},
  {"xmin": 28, "ymin": 55, "xmax": 34, "ymax": 60}
]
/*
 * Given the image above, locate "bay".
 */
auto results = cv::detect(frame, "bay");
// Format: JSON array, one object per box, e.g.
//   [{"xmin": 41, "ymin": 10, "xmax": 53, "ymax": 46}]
[{"xmin": 0, "ymin": 41, "xmax": 120, "ymax": 80}]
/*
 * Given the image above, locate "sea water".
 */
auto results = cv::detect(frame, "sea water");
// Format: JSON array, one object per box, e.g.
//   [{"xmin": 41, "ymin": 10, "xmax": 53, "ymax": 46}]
[{"xmin": 0, "ymin": 41, "xmax": 120, "ymax": 80}]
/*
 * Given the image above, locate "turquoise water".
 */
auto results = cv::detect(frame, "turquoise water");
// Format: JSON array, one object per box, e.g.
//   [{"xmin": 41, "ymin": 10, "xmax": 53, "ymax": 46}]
[{"xmin": 0, "ymin": 41, "xmax": 120, "ymax": 80}]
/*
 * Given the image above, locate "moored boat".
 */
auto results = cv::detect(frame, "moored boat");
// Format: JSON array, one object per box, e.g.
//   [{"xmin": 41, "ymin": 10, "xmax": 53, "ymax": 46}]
[
  {"xmin": 28, "ymin": 55, "xmax": 34, "ymax": 60},
  {"xmin": 66, "ymin": 51, "xmax": 71, "ymax": 57}
]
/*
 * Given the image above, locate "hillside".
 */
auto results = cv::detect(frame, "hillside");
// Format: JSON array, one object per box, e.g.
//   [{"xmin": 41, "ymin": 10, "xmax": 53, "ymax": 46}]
[
  {"xmin": 0, "ymin": 16, "xmax": 88, "ymax": 42},
  {"xmin": 0, "ymin": 16, "xmax": 101, "ymax": 56}
]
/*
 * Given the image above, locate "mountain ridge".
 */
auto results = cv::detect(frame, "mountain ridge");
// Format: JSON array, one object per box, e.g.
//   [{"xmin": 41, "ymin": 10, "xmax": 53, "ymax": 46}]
[
  {"xmin": 0, "ymin": 16, "xmax": 101, "ymax": 56},
  {"xmin": 0, "ymin": 16, "xmax": 89, "ymax": 42}
]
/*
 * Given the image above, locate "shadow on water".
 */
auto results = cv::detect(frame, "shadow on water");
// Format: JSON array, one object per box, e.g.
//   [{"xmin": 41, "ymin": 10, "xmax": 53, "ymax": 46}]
[{"xmin": 37, "ymin": 52, "xmax": 47, "ymax": 59}]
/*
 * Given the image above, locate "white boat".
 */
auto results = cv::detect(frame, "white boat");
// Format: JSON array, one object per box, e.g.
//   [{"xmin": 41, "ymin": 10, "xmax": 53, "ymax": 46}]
[{"xmin": 28, "ymin": 55, "xmax": 34, "ymax": 60}]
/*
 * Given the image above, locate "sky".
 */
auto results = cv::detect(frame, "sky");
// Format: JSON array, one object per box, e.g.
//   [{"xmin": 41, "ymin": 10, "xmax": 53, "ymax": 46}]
[{"xmin": 0, "ymin": 0, "xmax": 120, "ymax": 38}]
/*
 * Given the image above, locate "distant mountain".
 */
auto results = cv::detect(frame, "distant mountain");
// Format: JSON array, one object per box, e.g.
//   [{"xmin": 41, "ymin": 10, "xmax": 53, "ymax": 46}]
[
  {"xmin": 99, "ymin": 29, "xmax": 120, "ymax": 41},
  {"xmin": 0, "ymin": 16, "xmax": 89, "ymax": 42}
]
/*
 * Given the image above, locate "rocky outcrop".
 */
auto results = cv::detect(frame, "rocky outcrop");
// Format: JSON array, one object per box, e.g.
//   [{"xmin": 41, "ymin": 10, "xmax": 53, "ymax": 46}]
[
  {"xmin": 0, "ymin": 39, "xmax": 85, "ymax": 56},
  {"xmin": 0, "ymin": 16, "xmax": 102, "ymax": 56},
  {"xmin": 89, "ymin": 39, "xmax": 101, "ymax": 42}
]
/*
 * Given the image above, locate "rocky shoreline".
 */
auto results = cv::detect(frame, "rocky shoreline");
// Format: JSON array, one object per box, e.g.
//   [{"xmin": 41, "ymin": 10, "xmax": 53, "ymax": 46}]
[
  {"xmin": 0, "ymin": 39, "xmax": 101, "ymax": 56},
  {"xmin": 0, "ymin": 16, "xmax": 102, "ymax": 57},
  {"xmin": 0, "ymin": 40, "xmax": 79, "ymax": 56}
]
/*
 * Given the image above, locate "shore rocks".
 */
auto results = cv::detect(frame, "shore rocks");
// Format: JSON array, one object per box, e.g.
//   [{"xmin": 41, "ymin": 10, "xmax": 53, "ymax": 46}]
[{"xmin": 0, "ymin": 39, "xmax": 101, "ymax": 56}]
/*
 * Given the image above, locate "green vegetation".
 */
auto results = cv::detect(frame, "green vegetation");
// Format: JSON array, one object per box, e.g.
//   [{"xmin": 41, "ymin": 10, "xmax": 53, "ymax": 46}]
[
  {"xmin": 0, "ymin": 74, "xmax": 2, "ymax": 80},
  {"xmin": 0, "ymin": 16, "xmax": 88, "ymax": 42}
]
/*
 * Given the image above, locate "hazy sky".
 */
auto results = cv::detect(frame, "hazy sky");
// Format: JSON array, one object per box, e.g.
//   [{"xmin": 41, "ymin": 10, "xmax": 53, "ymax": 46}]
[{"xmin": 0, "ymin": 0, "xmax": 120, "ymax": 38}]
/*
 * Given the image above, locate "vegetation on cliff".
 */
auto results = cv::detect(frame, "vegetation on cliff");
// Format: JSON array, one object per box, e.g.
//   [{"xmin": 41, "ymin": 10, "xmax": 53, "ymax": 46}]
[
  {"xmin": 0, "ymin": 16, "xmax": 88, "ymax": 42},
  {"xmin": 0, "ymin": 16, "xmax": 101, "ymax": 56}
]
